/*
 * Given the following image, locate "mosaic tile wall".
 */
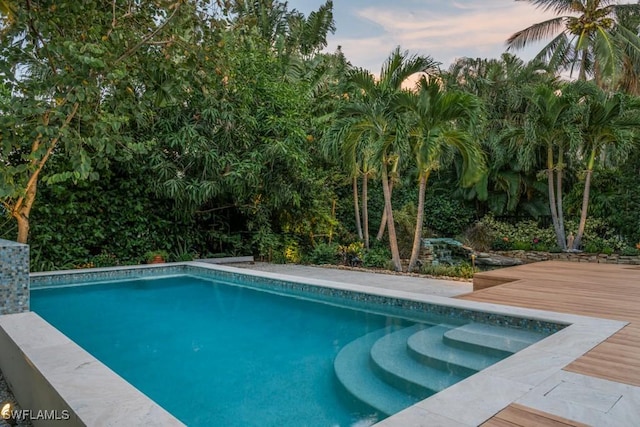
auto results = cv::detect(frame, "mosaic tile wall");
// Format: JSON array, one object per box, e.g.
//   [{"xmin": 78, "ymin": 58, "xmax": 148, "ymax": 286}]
[{"xmin": 0, "ymin": 239, "xmax": 29, "ymax": 315}]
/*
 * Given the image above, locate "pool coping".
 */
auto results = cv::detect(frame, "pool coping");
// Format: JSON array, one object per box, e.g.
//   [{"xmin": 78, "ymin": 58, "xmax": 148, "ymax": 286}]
[{"xmin": 6, "ymin": 262, "xmax": 629, "ymax": 426}]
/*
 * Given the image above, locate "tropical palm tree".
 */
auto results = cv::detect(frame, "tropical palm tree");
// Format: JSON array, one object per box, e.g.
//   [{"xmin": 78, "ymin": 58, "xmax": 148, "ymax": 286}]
[
  {"xmin": 327, "ymin": 47, "xmax": 438, "ymax": 271},
  {"xmin": 515, "ymin": 82, "xmax": 585, "ymax": 249},
  {"xmin": 323, "ymin": 115, "xmax": 374, "ymax": 247},
  {"xmin": 573, "ymin": 86, "xmax": 640, "ymax": 248},
  {"xmin": 445, "ymin": 54, "xmax": 556, "ymax": 217},
  {"xmin": 401, "ymin": 78, "xmax": 484, "ymax": 272},
  {"xmin": 507, "ymin": 0, "xmax": 640, "ymax": 83}
]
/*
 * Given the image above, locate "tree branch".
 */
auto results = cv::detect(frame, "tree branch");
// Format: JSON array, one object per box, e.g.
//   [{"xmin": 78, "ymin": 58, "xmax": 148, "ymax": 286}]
[
  {"xmin": 13, "ymin": 102, "xmax": 80, "ymax": 215},
  {"xmin": 25, "ymin": 0, "xmax": 58, "ymax": 76},
  {"xmin": 114, "ymin": 1, "xmax": 182, "ymax": 65}
]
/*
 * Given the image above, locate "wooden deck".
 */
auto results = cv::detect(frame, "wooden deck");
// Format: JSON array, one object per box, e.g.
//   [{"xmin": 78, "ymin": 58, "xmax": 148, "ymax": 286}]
[
  {"xmin": 481, "ymin": 404, "xmax": 590, "ymax": 427},
  {"xmin": 460, "ymin": 261, "xmax": 640, "ymax": 426}
]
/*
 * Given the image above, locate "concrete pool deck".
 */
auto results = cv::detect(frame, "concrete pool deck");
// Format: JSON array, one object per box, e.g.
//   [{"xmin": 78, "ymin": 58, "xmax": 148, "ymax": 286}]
[{"xmin": 223, "ymin": 262, "xmax": 473, "ymax": 297}]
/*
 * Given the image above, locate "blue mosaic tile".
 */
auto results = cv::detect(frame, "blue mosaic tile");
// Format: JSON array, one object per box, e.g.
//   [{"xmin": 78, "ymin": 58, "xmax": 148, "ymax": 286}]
[{"xmin": 0, "ymin": 239, "xmax": 30, "ymax": 314}]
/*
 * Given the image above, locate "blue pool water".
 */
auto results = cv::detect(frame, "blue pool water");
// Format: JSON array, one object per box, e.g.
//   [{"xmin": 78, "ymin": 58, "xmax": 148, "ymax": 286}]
[
  {"xmin": 32, "ymin": 276, "xmax": 411, "ymax": 426},
  {"xmin": 31, "ymin": 273, "xmax": 552, "ymax": 426}
]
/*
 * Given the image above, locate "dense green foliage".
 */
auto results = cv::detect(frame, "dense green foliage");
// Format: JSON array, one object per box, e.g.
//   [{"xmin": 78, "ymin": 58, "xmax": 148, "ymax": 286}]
[{"xmin": 1, "ymin": 0, "xmax": 640, "ymax": 273}]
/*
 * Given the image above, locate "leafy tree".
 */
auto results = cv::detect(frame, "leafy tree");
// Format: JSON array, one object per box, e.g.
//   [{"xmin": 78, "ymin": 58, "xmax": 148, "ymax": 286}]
[
  {"xmin": 0, "ymin": 0, "xmax": 191, "ymax": 243},
  {"xmin": 148, "ymin": 17, "xmax": 336, "ymax": 258},
  {"xmin": 507, "ymin": 0, "xmax": 640, "ymax": 84},
  {"xmin": 400, "ymin": 78, "xmax": 484, "ymax": 272},
  {"xmin": 218, "ymin": 0, "xmax": 335, "ymax": 58}
]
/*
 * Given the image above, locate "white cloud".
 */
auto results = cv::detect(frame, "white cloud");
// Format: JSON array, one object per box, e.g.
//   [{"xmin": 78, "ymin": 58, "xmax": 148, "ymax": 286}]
[{"xmin": 332, "ymin": 2, "xmax": 560, "ymax": 71}]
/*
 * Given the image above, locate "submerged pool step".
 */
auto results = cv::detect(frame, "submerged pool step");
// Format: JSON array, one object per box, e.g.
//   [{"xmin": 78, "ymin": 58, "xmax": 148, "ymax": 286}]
[
  {"xmin": 369, "ymin": 325, "xmax": 462, "ymax": 396},
  {"xmin": 334, "ymin": 328, "xmax": 426, "ymax": 416},
  {"xmin": 442, "ymin": 323, "xmax": 545, "ymax": 357},
  {"xmin": 406, "ymin": 325, "xmax": 503, "ymax": 377}
]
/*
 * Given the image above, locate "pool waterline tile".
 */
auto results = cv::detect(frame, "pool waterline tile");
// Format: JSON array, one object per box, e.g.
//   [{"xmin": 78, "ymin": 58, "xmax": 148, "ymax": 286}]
[{"xmin": 31, "ymin": 262, "xmax": 570, "ymax": 334}]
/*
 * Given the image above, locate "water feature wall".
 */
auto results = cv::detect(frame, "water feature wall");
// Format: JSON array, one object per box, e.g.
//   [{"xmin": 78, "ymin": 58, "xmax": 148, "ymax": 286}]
[
  {"xmin": 0, "ymin": 239, "xmax": 29, "ymax": 314},
  {"xmin": 420, "ymin": 238, "xmax": 466, "ymax": 266}
]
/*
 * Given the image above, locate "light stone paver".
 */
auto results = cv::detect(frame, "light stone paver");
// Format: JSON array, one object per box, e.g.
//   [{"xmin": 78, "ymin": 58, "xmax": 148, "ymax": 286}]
[{"xmin": 224, "ymin": 262, "xmax": 473, "ymax": 297}]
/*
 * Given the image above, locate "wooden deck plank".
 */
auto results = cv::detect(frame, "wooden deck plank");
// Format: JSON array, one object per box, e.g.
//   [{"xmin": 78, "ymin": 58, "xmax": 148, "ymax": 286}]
[
  {"xmin": 482, "ymin": 404, "xmax": 590, "ymax": 427},
  {"xmin": 462, "ymin": 261, "xmax": 640, "ymax": 425}
]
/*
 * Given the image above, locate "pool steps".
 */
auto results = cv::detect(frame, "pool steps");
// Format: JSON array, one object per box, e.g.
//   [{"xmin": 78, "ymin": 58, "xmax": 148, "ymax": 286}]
[
  {"xmin": 442, "ymin": 323, "xmax": 545, "ymax": 356},
  {"xmin": 370, "ymin": 325, "xmax": 463, "ymax": 395},
  {"xmin": 407, "ymin": 325, "xmax": 503, "ymax": 377},
  {"xmin": 334, "ymin": 322, "xmax": 542, "ymax": 416},
  {"xmin": 333, "ymin": 328, "xmax": 425, "ymax": 416}
]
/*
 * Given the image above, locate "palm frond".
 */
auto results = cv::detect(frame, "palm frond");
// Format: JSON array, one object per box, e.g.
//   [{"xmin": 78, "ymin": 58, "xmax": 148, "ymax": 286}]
[
  {"xmin": 507, "ymin": 17, "xmax": 568, "ymax": 50},
  {"xmin": 519, "ymin": 0, "xmax": 580, "ymax": 15}
]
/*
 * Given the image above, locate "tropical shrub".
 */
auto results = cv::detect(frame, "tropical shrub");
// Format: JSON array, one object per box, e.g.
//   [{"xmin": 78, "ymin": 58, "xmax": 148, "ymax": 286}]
[
  {"xmin": 362, "ymin": 246, "xmax": 392, "ymax": 268},
  {"xmin": 491, "ymin": 237, "xmax": 513, "ymax": 251},
  {"xmin": 424, "ymin": 194, "xmax": 476, "ymax": 237},
  {"xmin": 420, "ymin": 262, "xmax": 478, "ymax": 279},
  {"xmin": 478, "ymin": 215, "xmax": 625, "ymax": 253},
  {"xmin": 393, "ymin": 203, "xmax": 419, "ymax": 259},
  {"xmin": 512, "ymin": 241, "xmax": 532, "ymax": 251},
  {"xmin": 621, "ymin": 246, "xmax": 640, "ymax": 256},
  {"xmin": 91, "ymin": 251, "xmax": 120, "ymax": 268},
  {"xmin": 307, "ymin": 243, "xmax": 339, "ymax": 265}
]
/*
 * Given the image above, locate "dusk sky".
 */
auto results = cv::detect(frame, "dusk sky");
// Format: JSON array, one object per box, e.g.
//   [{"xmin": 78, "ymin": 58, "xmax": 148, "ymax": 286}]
[{"xmin": 286, "ymin": 0, "xmax": 562, "ymax": 73}]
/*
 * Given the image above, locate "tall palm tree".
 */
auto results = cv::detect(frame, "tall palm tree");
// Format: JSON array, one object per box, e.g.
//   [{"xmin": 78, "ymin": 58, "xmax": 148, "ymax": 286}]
[
  {"xmin": 573, "ymin": 86, "xmax": 640, "ymax": 248},
  {"xmin": 324, "ymin": 116, "xmax": 373, "ymax": 247},
  {"xmin": 401, "ymin": 78, "xmax": 484, "ymax": 272},
  {"xmin": 328, "ymin": 48, "xmax": 438, "ymax": 271},
  {"xmin": 515, "ymin": 82, "xmax": 585, "ymax": 249},
  {"xmin": 507, "ymin": 0, "xmax": 640, "ymax": 83}
]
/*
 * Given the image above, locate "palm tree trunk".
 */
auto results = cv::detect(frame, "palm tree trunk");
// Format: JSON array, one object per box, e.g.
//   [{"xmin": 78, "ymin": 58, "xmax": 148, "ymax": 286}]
[
  {"xmin": 352, "ymin": 176, "xmax": 363, "ymax": 241},
  {"xmin": 579, "ymin": 48, "xmax": 588, "ymax": 81},
  {"xmin": 381, "ymin": 162, "xmax": 402, "ymax": 271},
  {"xmin": 376, "ymin": 180, "xmax": 393, "ymax": 240},
  {"xmin": 574, "ymin": 169, "xmax": 592, "ymax": 250},
  {"xmin": 556, "ymin": 150, "xmax": 565, "ymax": 245},
  {"xmin": 574, "ymin": 151, "xmax": 597, "ymax": 249},
  {"xmin": 547, "ymin": 147, "xmax": 565, "ymax": 249},
  {"xmin": 408, "ymin": 170, "xmax": 429, "ymax": 272},
  {"xmin": 362, "ymin": 172, "xmax": 370, "ymax": 249},
  {"xmin": 377, "ymin": 156, "xmax": 399, "ymax": 240}
]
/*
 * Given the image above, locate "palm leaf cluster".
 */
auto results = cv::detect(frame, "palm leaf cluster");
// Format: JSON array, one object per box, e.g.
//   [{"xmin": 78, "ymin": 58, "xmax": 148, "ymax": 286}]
[
  {"xmin": 325, "ymin": 48, "xmax": 485, "ymax": 271},
  {"xmin": 507, "ymin": 0, "xmax": 640, "ymax": 89}
]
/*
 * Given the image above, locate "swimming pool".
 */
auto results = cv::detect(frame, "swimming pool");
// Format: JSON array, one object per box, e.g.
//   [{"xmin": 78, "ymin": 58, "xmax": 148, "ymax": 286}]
[{"xmin": 29, "ymin": 265, "xmax": 561, "ymax": 426}]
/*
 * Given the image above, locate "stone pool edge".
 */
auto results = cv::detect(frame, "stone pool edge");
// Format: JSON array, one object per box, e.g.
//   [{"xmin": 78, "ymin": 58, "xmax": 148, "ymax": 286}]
[
  {"xmin": 10, "ymin": 262, "xmax": 629, "ymax": 426},
  {"xmin": 0, "ymin": 311, "xmax": 185, "ymax": 427}
]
